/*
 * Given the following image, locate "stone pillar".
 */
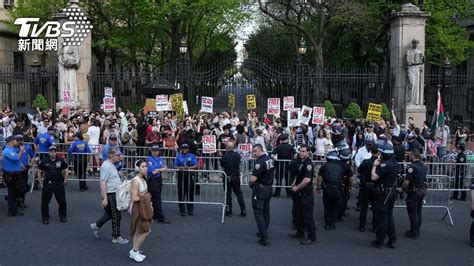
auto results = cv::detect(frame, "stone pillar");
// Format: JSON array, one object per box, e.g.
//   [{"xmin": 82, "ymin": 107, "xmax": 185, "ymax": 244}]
[
  {"xmin": 390, "ymin": 3, "xmax": 430, "ymax": 128},
  {"xmin": 55, "ymin": 0, "xmax": 92, "ymax": 111}
]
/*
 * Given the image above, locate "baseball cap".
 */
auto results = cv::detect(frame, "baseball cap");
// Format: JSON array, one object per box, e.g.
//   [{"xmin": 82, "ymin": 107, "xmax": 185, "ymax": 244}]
[
  {"xmin": 49, "ymin": 145, "xmax": 57, "ymax": 151},
  {"xmin": 15, "ymin": 134, "xmax": 23, "ymax": 141},
  {"xmin": 5, "ymin": 135, "xmax": 15, "ymax": 142},
  {"xmin": 181, "ymin": 143, "xmax": 190, "ymax": 149},
  {"xmin": 47, "ymin": 126, "xmax": 55, "ymax": 131},
  {"xmin": 151, "ymin": 145, "xmax": 160, "ymax": 151},
  {"xmin": 75, "ymin": 132, "xmax": 84, "ymax": 140},
  {"xmin": 109, "ymin": 134, "xmax": 118, "ymax": 141}
]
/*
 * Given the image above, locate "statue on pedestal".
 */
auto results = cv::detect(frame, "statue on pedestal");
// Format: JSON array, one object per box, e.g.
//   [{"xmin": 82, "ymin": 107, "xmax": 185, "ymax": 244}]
[
  {"xmin": 406, "ymin": 39, "xmax": 425, "ymax": 105},
  {"xmin": 58, "ymin": 45, "xmax": 80, "ymax": 105}
]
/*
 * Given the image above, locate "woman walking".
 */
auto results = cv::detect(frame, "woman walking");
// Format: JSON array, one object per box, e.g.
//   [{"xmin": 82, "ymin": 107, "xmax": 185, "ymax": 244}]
[{"xmin": 129, "ymin": 160, "xmax": 153, "ymax": 262}]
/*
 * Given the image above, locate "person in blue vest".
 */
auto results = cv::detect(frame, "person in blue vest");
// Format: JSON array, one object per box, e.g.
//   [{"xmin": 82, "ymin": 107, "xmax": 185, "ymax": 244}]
[
  {"xmin": 68, "ymin": 132, "xmax": 92, "ymax": 191},
  {"xmin": 147, "ymin": 145, "xmax": 170, "ymax": 224},
  {"xmin": 16, "ymin": 134, "xmax": 35, "ymax": 210},
  {"xmin": 101, "ymin": 134, "xmax": 124, "ymax": 171},
  {"xmin": 2, "ymin": 136, "xmax": 25, "ymax": 216},
  {"xmin": 34, "ymin": 126, "xmax": 55, "ymax": 160},
  {"xmin": 174, "ymin": 143, "xmax": 198, "ymax": 216}
]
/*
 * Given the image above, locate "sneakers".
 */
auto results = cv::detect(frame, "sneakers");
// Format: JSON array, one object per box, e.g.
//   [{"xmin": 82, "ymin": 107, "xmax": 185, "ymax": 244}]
[
  {"xmin": 90, "ymin": 223, "xmax": 100, "ymax": 239},
  {"xmin": 129, "ymin": 249, "xmax": 145, "ymax": 262},
  {"xmin": 112, "ymin": 236, "xmax": 129, "ymax": 244}
]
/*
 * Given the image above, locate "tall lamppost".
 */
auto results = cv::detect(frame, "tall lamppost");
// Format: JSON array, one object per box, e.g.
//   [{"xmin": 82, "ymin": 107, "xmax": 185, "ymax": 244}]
[
  {"xmin": 296, "ymin": 38, "xmax": 309, "ymax": 107},
  {"xmin": 177, "ymin": 39, "xmax": 191, "ymax": 110},
  {"xmin": 30, "ymin": 56, "xmax": 41, "ymax": 105}
]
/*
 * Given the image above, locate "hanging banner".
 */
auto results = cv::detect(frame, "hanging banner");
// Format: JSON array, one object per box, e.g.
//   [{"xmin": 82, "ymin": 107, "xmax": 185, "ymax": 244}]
[
  {"xmin": 183, "ymin": 101, "xmax": 189, "ymax": 115},
  {"xmin": 288, "ymin": 108, "xmax": 301, "ymax": 127},
  {"xmin": 299, "ymin": 105, "xmax": 312, "ymax": 125},
  {"xmin": 312, "ymin": 107, "xmax": 325, "ymax": 125},
  {"xmin": 155, "ymin": 95, "xmax": 170, "ymax": 112},
  {"xmin": 200, "ymin": 96, "xmax": 214, "ymax": 113},
  {"xmin": 103, "ymin": 97, "xmax": 116, "ymax": 112},
  {"xmin": 63, "ymin": 90, "xmax": 70, "ymax": 102},
  {"xmin": 228, "ymin": 93, "xmax": 235, "ymax": 108},
  {"xmin": 202, "ymin": 135, "xmax": 217, "ymax": 154},
  {"xmin": 238, "ymin": 144, "xmax": 252, "ymax": 160},
  {"xmin": 267, "ymin": 98, "xmax": 280, "ymax": 115},
  {"xmin": 283, "ymin": 96, "xmax": 294, "ymax": 111},
  {"xmin": 104, "ymin": 87, "xmax": 113, "ymax": 97},
  {"xmin": 246, "ymin": 94, "xmax": 256, "ymax": 110},
  {"xmin": 367, "ymin": 103, "xmax": 382, "ymax": 122}
]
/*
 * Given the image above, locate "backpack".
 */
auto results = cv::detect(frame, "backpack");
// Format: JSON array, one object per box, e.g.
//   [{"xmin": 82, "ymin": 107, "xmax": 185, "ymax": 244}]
[{"xmin": 115, "ymin": 179, "xmax": 132, "ymax": 211}]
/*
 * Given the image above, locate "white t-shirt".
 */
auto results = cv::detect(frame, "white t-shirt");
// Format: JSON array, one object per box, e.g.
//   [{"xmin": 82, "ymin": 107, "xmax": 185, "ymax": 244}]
[
  {"xmin": 100, "ymin": 160, "xmax": 122, "ymax": 193},
  {"xmin": 315, "ymin": 138, "xmax": 329, "ymax": 156},
  {"xmin": 87, "ymin": 125, "xmax": 100, "ymax": 148}
]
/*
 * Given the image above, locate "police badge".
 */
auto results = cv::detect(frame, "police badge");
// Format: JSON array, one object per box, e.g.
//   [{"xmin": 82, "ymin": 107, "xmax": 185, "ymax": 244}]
[
  {"xmin": 408, "ymin": 167, "xmax": 413, "ymax": 174},
  {"xmin": 307, "ymin": 165, "xmax": 312, "ymax": 171},
  {"xmin": 255, "ymin": 164, "xmax": 261, "ymax": 170},
  {"xmin": 56, "ymin": 161, "xmax": 62, "ymax": 168}
]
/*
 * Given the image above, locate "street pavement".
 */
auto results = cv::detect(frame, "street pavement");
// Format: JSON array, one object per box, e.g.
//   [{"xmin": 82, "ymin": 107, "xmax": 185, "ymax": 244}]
[{"xmin": 0, "ymin": 182, "xmax": 473, "ymax": 266}]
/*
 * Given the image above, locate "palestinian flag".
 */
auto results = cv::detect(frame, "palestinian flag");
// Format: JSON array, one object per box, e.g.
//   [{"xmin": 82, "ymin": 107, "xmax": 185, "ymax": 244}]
[{"xmin": 431, "ymin": 90, "xmax": 445, "ymax": 130}]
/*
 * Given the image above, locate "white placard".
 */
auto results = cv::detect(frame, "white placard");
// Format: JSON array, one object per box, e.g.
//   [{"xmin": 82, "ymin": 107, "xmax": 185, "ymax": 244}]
[
  {"xmin": 283, "ymin": 96, "xmax": 294, "ymax": 111},
  {"xmin": 267, "ymin": 98, "xmax": 280, "ymax": 115},
  {"xmin": 183, "ymin": 101, "xmax": 189, "ymax": 115},
  {"xmin": 156, "ymin": 95, "xmax": 170, "ymax": 111},
  {"xmin": 288, "ymin": 108, "xmax": 301, "ymax": 127},
  {"xmin": 103, "ymin": 97, "xmax": 116, "ymax": 112},
  {"xmin": 202, "ymin": 135, "xmax": 216, "ymax": 154},
  {"xmin": 200, "ymin": 96, "xmax": 214, "ymax": 113},
  {"xmin": 104, "ymin": 87, "xmax": 113, "ymax": 97},
  {"xmin": 299, "ymin": 105, "xmax": 312, "ymax": 125},
  {"xmin": 312, "ymin": 107, "xmax": 325, "ymax": 125}
]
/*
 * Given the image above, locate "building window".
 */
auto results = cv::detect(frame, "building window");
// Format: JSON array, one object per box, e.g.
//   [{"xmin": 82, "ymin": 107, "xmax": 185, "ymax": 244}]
[
  {"xmin": 4, "ymin": 0, "xmax": 14, "ymax": 9},
  {"xmin": 13, "ymin": 52, "xmax": 24, "ymax": 71}
]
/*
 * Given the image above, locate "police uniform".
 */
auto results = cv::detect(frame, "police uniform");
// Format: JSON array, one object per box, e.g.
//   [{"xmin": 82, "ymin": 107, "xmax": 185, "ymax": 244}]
[
  {"xmin": 251, "ymin": 152, "xmax": 274, "ymax": 244},
  {"xmin": 147, "ymin": 151, "xmax": 169, "ymax": 222},
  {"xmin": 2, "ymin": 137, "xmax": 24, "ymax": 216},
  {"xmin": 336, "ymin": 145, "xmax": 353, "ymax": 221},
  {"xmin": 220, "ymin": 150, "xmax": 246, "ymax": 216},
  {"xmin": 372, "ymin": 145, "xmax": 399, "ymax": 248},
  {"xmin": 174, "ymin": 150, "xmax": 198, "ymax": 215},
  {"xmin": 319, "ymin": 154, "xmax": 350, "ymax": 230},
  {"xmin": 451, "ymin": 149, "xmax": 467, "ymax": 201},
  {"xmin": 271, "ymin": 136, "xmax": 295, "ymax": 197},
  {"xmin": 38, "ymin": 149, "xmax": 68, "ymax": 223},
  {"xmin": 358, "ymin": 155, "xmax": 378, "ymax": 231},
  {"xmin": 17, "ymin": 139, "xmax": 35, "ymax": 208},
  {"xmin": 292, "ymin": 155, "xmax": 316, "ymax": 242},
  {"xmin": 68, "ymin": 135, "xmax": 92, "ymax": 191},
  {"xmin": 404, "ymin": 160, "xmax": 427, "ymax": 238}
]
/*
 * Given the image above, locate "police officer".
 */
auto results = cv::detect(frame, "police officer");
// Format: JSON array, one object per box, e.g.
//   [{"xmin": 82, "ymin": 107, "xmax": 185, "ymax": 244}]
[
  {"xmin": 34, "ymin": 126, "xmax": 55, "ymax": 160},
  {"xmin": 249, "ymin": 144, "xmax": 274, "ymax": 246},
  {"xmin": 271, "ymin": 134, "xmax": 295, "ymax": 197},
  {"xmin": 68, "ymin": 132, "xmax": 92, "ymax": 191},
  {"xmin": 2, "ymin": 136, "xmax": 25, "ymax": 216},
  {"xmin": 290, "ymin": 144, "xmax": 316, "ymax": 245},
  {"xmin": 220, "ymin": 141, "xmax": 246, "ymax": 217},
  {"xmin": 400, "ymin": 150, "xmax": 427, "ymax": 239},
  {"xmin": 370, "ymin": 141, "xmax": 399, "ymax": 249},
  {"xmin": 317, "ymin": 150, "xmax": 351, "ymax": 231},
  {"xmin": 147, "ymin": 145, "xmax": 170, "ymax": 224},
  {"xmin": 37, "ymin": 145, "xmax": 69, "ymax": 224},
  {"xmin": 16, "ymin": 134, "xmax": 35, "ymax": 210},
  {"xmin": 358, "ymin": 145, "xmax": 379, "ymax": 232},
  {"xmin": 101, "ymin": 134, "xmax": 124, "ymax": 170},
  {"xmin": 451, "ymin": 144, "xmax": 467, "ymax": 201},
  {"xmin": 174, "ymin": 143, "xmax": 198, "ymax": 216},
  {"xmin": 336, "ymin": 143, "xmax": 353, "ymax": 221}
]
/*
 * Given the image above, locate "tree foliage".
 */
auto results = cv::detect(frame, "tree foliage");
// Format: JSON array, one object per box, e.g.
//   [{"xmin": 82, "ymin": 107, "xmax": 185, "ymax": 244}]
[
  {"xmin": 323, "ymin": 100, "xmax": 336, "ymax": 118},
  {"xmin": 32, "ymin": 94, "xmax": 49, "ymax": 111},
  {"xmin": 344, "ymin": 102, "xmax": 363, "ymax": 119},
  {"xmin": 381, "ymin": 103, "xmax": 391, "ymax": 121}
]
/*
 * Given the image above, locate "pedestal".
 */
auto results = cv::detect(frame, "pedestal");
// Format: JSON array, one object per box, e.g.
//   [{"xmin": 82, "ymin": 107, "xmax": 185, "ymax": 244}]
[{"xmin": 404, "ymin": 104, "xmax": 426, "ymax": 128}]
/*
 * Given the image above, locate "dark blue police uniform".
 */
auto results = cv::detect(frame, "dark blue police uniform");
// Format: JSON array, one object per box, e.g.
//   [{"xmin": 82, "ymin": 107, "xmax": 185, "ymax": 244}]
[
  {"xmin": 38, "ymin": 155, "xmax": 68, "ymax": 222},
  {"xmin": 2, "ymin": 143, "xmax": 24, "ymax": 216},
  {"xmin": 174, "ymin": 153, "xmax": 198, "ymax": 215},
  {"xmin": 404, "ymin": 160, "xmax": 427, "ymax": 238},
  {"xmin": 292, "ymin": 156, "xmax": 316, "ymax": 242},
  {"xmin": 147, "ymin": 154, "xmax": 168, "ymax": 221},
  {"xmin": 68, "ymin": 139, "xmax": 92, "ymax": 191}
]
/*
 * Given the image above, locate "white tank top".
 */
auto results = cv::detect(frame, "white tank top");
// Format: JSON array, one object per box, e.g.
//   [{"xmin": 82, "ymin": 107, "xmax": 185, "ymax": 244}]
[{"xmin": 133, "ymin": 176, "xmax": 147, "ymax": 193}]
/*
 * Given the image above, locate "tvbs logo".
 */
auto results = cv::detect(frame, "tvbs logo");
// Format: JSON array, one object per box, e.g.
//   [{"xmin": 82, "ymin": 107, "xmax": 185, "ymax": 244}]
[{"xmin": 14, "ymin": 7, "xmax": 93, "ymax": 51}]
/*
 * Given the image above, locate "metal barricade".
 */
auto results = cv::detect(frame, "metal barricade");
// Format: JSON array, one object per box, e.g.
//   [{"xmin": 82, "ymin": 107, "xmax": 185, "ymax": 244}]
[{"xmin": 394, "ymin": 161, "xmax": 474, "ymax": 226}]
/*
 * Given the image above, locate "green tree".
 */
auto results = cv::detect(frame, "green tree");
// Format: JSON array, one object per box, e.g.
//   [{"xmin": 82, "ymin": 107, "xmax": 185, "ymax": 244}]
[
  {"xmin": 32, "ymin": 94, "xmax": 49, "ymax": 111},
  {"xmin": 323, "ymin": 100, "xmax": 336, "ymax": 118},
  {"xmin": 344, "ymin": 102, "xmax": 363, "ymax": 119},
  {"xmin": 381, "ymin": 103, "xmax": 391, "ymax": 121}
]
